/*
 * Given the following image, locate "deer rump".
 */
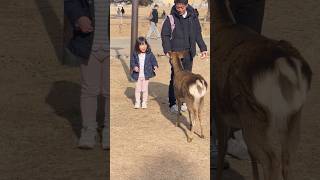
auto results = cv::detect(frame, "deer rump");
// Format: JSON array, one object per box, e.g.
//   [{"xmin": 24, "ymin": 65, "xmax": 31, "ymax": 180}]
[
  {"xmin": 174, "ymin": 71, "xmax": 207, "ymax": 105},
  {"xmin": 214, "ymin": 25, "xmax": 312, "ymax": 180},
  {"xmin": 214, "ymin": 26, "xmax": 312, "ymax": 129}
]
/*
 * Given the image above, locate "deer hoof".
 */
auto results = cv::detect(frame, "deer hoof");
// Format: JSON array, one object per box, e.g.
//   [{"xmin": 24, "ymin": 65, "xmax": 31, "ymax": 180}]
[{"xmin": 187, "ymin": 138, "xmax": 193, "ymax": 143}]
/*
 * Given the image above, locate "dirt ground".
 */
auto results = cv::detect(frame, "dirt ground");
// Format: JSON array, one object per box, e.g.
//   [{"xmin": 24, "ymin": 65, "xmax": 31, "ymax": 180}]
[
  {"xmin": 0, "ymin": 1, "xmax": 107, "ymax": 179},
  {"xmin": 0, "ymin": 0, "xmax": 319, "ymax": 180},
  {"xmin": 110, "ymin": 50, "xmax": 211, "ymax": 180},
  {"xmin": 110, "ymin": 4, "xmax": 211, "ymax": 180}
]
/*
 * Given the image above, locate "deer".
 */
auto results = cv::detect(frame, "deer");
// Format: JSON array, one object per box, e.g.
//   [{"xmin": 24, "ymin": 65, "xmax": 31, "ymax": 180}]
[
  {"xmin": 212, "ymin": 0, "xmax": 312, "ymax": 180},
  {"xmin": 169, "ymin": 51, "xmax": 208, "ymax": 143}
]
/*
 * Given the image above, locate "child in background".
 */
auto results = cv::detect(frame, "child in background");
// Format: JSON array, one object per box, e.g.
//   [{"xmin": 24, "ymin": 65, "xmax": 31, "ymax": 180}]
[{"xmin": 130, "ymin": 37, "xmax": 158, "ymax": 109}]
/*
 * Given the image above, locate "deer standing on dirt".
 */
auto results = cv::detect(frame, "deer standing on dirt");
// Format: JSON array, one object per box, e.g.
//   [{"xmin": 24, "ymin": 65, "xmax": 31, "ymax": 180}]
[
  {"xmin": 212, "ymin": 0, "xmax": 312, "ymax": 179},
  {"xmin": 169, "ymin": 51, "xmax": 208, "ymax": 142}
]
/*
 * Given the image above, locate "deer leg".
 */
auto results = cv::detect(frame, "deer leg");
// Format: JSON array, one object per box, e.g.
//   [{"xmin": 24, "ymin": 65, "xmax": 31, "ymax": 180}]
[
  {"xmin": 216, "ymin": 120, "xmax": 230, "ymax": 180},
  {"xmin": 198, "ymin": 98, "xmax": 205, "ymax": 139},
  {"xmin": 268, "ymin": 151, "xmax": 282, "ymax": 180},
  {"xmin": 249, "ymin": 152, "xmax": 260, "ymax": 180},
  {"xmin": 187, "ymin": 109, "xmax": 196, "ymax": 143},
  {"xmin": 245, "ymin": 133, "xmax": 282, "ymax": 180},
  {"xmin": 242, "ymin": 128, "xmax": 272, "ymax": 180},
  {"xmin": 188, "ymin": 110, "xmax": 192, "ymax": 130},
  {"xmin": 282, "ymin": 110, "xmax": 301, "ymax": 180},
  {"xmin": 176, "ymin": 100, "xmax": 182, "ymax": 127}
]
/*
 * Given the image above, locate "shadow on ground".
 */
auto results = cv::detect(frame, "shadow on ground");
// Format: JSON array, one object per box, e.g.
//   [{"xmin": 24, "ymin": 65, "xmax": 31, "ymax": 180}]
[
  {"xmin": 111, "ymin": 47, "xmax": 132, "ymax": 81},
  {"xmin": 46, "ymin": 81, "xmax": 106, "ymax": 138},
  {"xmin": 127, "ymin": 151, "xmax": 244, "ymax": 180},
  {"xmin": 34, "ymin": 0, "xmax": 63, "ymax": 62},
  {"xmin": 124, "ymin": 81, "xmax": 192, "ymax": 139},
  {"xmin": 127, "ymin": 152, "xmax": 198, "ymax": 180}
]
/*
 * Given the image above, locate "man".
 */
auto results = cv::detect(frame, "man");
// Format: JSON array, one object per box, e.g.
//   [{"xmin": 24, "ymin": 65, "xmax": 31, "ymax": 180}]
[
  {"xmin": 161, "ymin": 0, "xmax": 208, "ymax": 113},
  {"xmin": 64, "ymin": 0, "xmax": 109, "ymax": 150},
  {"xmin": 146, "ymin": 4, "xmax": 161, "ymax": 41},
  {"xmin": 210, "ymin": 0, "xmax": 266, "ymax": 171}
]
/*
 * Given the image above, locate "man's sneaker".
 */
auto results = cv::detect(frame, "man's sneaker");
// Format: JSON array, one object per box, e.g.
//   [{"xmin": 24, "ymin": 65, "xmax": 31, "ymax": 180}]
[
  {"xmin": 102, "ymin": 127, "xmax": 109, "ymax": 150},
  {"xmin": 78, "ymin": 128, "xmax": 97, "ymax": 149},
  {"xmin": 181, "ymin": 103, "xmax": 188, "ymax": 112},
  {"xmin": 141, "ymin": 102, "xmax": 147, "ymax": 109},
  {"xmin": 169, "ymin": 104, "xmax": 179, "ymax": 114},
  {"xmin": 227, "ymin": 130, "xmax": 250, "ymax": 160},
  {"xmin": 134, "ymin": 102, "xmax": 140, "ymax": 109}
]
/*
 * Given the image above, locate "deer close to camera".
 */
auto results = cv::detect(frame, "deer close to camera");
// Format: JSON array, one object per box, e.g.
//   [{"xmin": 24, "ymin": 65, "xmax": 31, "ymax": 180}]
[
  {"xmin": 213, "ymin": 0, "xmax": 312, "ymax": 180},
  {"xmin": 169, "ymin": 51, "xmax": 208, "ymax": 142}
]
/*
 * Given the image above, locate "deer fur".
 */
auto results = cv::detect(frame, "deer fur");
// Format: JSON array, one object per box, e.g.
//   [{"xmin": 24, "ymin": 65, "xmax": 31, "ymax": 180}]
[
  {"xmin": 212, "ymin": 0, "xmax": 312, "ymax": 180},
  {"xmin": 169, "ymin": 51, "xmax": 208, "ymax": 142}
]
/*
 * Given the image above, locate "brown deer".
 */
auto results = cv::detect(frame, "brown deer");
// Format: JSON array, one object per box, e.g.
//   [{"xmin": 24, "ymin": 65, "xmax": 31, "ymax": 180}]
[
  {"xmin": 169, "ymin": 51, "xmax": 208, "ymax": 142},
  {"xmin": 212, "ymin": 0, "xmax": 312, "ymax": 180}
]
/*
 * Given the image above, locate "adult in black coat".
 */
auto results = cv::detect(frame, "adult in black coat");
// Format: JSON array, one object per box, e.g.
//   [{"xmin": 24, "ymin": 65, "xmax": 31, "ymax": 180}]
[{"xmin": 161, "ymin": 0, "xmax": 208, "ymax": 111}]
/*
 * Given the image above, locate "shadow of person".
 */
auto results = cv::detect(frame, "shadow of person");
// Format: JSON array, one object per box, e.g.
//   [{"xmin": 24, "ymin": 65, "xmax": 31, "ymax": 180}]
[
  {"xmin": 111, "ymin": 47, "xmax": 132, "ymax": 81},
  {"xmin": 34, "ymin": 0, "xmax": 63, "ymax": 62},
  {"xmin": 127, "ymin": 152, "xmax": 199, "ymax": 180},
  {"xmin": 45, "ymin": 81, "xmax": 106, "ymax": 138},
  {"xmin": 45, "ymin": 81, "xmax": 81, "ymax": 137},
  {"xmin": 124, "ymin": 81, "xmax": 192, "ymax": 140},
  {"xmin": 127, "ymin": 152, "xmax": 245, "ymax": 180}
]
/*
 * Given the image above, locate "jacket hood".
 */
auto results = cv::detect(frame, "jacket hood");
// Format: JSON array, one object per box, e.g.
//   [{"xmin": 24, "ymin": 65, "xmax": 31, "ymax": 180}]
[{"xmin": 171, "ymin": 4, "xmax": 195, "ymax": 18}]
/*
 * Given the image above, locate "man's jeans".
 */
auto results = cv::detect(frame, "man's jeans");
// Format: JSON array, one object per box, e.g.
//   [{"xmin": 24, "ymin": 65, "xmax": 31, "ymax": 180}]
[
  {"xmin": 168, "ymin": 51, "xmax": 193, "ymax": 107},
  {"xmin": 146, "ymin": 22, "xmax": 161, "ymax": 40}
]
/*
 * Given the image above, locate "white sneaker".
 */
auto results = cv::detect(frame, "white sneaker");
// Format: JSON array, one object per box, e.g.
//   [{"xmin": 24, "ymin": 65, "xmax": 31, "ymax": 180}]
[
  {"xmin": 141, "ymin": 102, "xmax": 147, "ymax": 109},
  {"xmin": 169, "ymin": 104, "xmax": 179, "ymax": 114},
  {"xmin": 181, "ymin": 103, "xmax": 187, "ymax": 112},
  {"xmin": 78, "ymin": 128, "xmax": 97, "ymax": 149},
  {"xmin": 134, "ymin": 102, "xmax": 140, "ymax": 109},
  {"xmin": 227, "ymin": 130, "xmax": 250, "ymax": 160}
]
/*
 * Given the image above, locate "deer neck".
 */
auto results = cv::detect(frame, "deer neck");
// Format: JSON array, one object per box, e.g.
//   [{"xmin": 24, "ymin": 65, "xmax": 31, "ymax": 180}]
[{"xmin": 171, "ymin": 58, "xmax": 184, "ymax": 75}]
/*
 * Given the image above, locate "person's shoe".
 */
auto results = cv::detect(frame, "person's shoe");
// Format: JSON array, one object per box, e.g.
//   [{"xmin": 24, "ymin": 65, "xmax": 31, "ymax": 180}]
[
  {"xmin": 78, "ymin": 128, "xmax": 97, "ymax": 149},
  {"xmin": 134, "ymin": 101, "xmax": 141, "ymax": 109},
  {"xmin": 227, "ymin": 130, "xmax": 250, "ymax": 160},
  {"xmin": 141, "ymin": 102, "xmax": 147, "ymax": 109},
  {"xmin": 169, "ymin": 104, "xmax": 179, "ymax": 114},
  {"xmin": 181, "ymin": 103, "xmax": 187, "ymax": 112},
  {"xmin": 102, "ymin": 127, "xmax": 109, "ymax": 150}
]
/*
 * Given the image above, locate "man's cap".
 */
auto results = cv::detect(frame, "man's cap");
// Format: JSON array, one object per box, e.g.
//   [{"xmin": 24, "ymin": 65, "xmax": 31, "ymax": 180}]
[{"xmin": 174, "ymin": 0, "xmax": 188, "ymax": 5}]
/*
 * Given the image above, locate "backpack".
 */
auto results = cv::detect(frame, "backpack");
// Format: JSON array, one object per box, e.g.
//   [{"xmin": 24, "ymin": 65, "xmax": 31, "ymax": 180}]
[{"xmin": 167, "ymin": 14, "xmax": 175, "ymax": 40}]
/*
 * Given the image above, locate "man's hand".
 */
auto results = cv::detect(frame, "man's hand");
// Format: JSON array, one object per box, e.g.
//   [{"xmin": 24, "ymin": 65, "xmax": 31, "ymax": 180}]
[
  {"xmin": 200, "ymin": 51, "xmax": 208, "ymax": 59},
  {"xmin": 77, "ymin": 16, "xmax": 93, "ymax": 33},
  {"xmin": 133, "ymin": 66, "xmax": 139, "ymax": 72}
]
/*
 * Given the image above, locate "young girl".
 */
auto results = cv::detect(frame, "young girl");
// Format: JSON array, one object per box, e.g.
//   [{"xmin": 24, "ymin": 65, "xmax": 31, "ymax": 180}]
[{"xmin": 130, "ymin": 37, "xmax": 158, "ymax": 109}]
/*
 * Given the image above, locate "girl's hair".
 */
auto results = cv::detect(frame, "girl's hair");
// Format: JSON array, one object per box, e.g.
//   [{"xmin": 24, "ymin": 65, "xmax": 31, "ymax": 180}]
[{"xmin": 135, "ymin": 36, "xmax": 151, "ymax": 53}]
